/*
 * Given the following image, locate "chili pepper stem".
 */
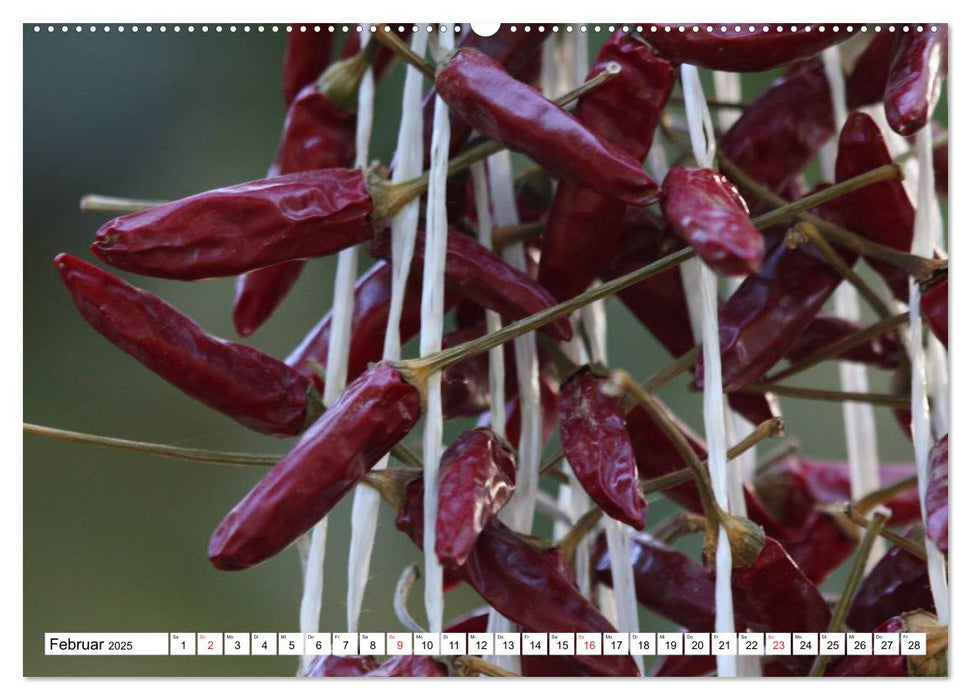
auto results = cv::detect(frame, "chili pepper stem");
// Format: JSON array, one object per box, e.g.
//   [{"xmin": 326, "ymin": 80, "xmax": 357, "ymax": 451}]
[
  {"xmin": 373, "ymin": 25, "xmax": 436, "ymax": 79},
  {"xmin": 393, "ymin": 563, "xmax": 425, "ymax": 634},
  {"xmin": 854, "ymin": 475, "xmax": 919, "ymax": 515},
  {"xmin": 642, "ymin": 346, "xmax": 701, "ymax": 395},
  {"xmin": 316, "ymin": 37, "xmax": 382, "ymax": 112},
  {"xmin": 79, "ymin": 194, "xmax": 166, "ymax": 214},
  {"xmin": 739, "ymin": 383, "xmax": 910, "ymax": 408},
  {"xmin": 360, "ymin": 467, "xmax": 423, "ymax": 511},
  {"xmin": 809, "ymin": 508, "xmax": 890, "ymax": 677},
  {"xmin": 652, "ymin": 512, "xmax": 708, "ymax": 545},
  {"xmin": 453, "ymin": 655, "xmax": 519, "ymax": 678},
  {"xmin": 557, "ymin": 507, "xmax": 604, "ymax": 569},
  {"xmin": 836, "ymin": 504, "xmax": 927, "ymax": 561},
  {"xmin": 754, "ymin": 441, "xmax": 801, "ymax": 475}
]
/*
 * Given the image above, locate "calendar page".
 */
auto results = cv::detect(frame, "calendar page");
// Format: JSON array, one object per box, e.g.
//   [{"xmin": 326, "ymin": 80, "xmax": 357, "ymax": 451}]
[{"xmin": 22, "ymin": 12, "xmax": 949, "ymax": 684}]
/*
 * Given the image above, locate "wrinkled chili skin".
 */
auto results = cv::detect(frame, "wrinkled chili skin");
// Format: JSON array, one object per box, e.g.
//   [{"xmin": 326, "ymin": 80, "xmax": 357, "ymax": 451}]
[
  {"xmin": 847, "ymin": 538, "xmax": 934, "ymax": 633},
  {"xmin": 208, "ymin": 363, "xmax": 421, "ymax": 571},
  {"xmin": 921, "ymin": 277, "xmax": 948, "ymax": 348},
  {"xmin": 694, "ymin": 230, "xmax": 848, "ymax": 393},
  {"xmin": 55, "ymin": 254, "xmax": 313, "ymax": 437},
  {"xmin": 92, "ymin": 169, "xmax": 374, "ymax": 281},
  {"xmin": 885, "ymin": 26, "xmax": 948, "ymax": 136},
  {"xmin": 282, "ymin": 31, "xmax": 334, "ymax": 107},
  {"xmin": 434, "ymin": 48, "xmax": 659, "ymax": 206},
  {"xmin": 305, "ymin": 654, "xmax": 378, "ymax": 677},
  {"xmin": 926, "ymin": 435, "xmax": 948, "ymax": 554},
  {"xmin": 367, "ymin": 656, "xmax": 449, "ymax": 677},
  {"xmin": 559, "ymin": 367, "xmax": 646, "ymax": 529},
  {"xmin": 846, "ymin": 33, "xmax": 895, "ymax": 109},
  {"xmin": 661, "ymin": 166, "xmax": 765, "ymax": 276},
  {"xmin": 787, "ymin": 314, "xmax": 903, "ymax": 369},
  {"xmin": 435, "ymin": 428, "xmax": 517, "ymax": 568},
  {"xmin": 641, "ymin": 25, "xmax": 847, "ymax": 72},
  {"xmin": 233, "ymin": 263, "xmax": 307, "ymax": 337},
  {"xmin": 720, "ymin": 60, "xmax": 834, "ymax": 204},
  {"xmin": 836, "ymin": 112, "xmax": 915, "ymax": 301},
  {"xmin": 371, "ymin": 227, "xmax": 572, "ymax": 341},
  {"xmin": 592, "ymin": 532, "xmax": 715, "ymax": 631},
  {"xmin": 395, "ymin": 479, "xmax": 639, "ymax": 677},
  {"xmin": 827, "ymin": 617, "xmax": 908, "ymax": 677},
  {"xmin": 538, "ymin": 32, "xmax": 675, "ymax": 301}
]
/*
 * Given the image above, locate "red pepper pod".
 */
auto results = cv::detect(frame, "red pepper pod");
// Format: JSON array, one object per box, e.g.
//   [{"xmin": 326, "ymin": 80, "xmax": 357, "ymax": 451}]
[
  {"xmin": 640, "ymin": 25, "xmax": 848, "ymax": 72},
  {"xmin": 786, "ymin": 314, "xmax": 903, "ymax": 369},
  {"xmin": 827, "ymin": 617, "xmax": 909, "ymax": 677},
  {"xmin": 559, "ymin": 367, "xmax": 646, "ymax": 529},
  {"xmin": 54, "ymin": 254, "xmax": 315, "ymax": 437},
  {"xmin": 435, "ymin": 428, "xmax": 517, "ymax": 568},
  {"xmin": 366, "ymin": 656, "xmax": 449, "ymax": 677},
  {"xmin": 305, "ymin": 654, "xmax": 378, "ymax": 677},
  {"xmin": 520, "ymin": 653, "xmax": 592, "ymax": 677},
  {"xmin": 884, "ymin": 26, "xmax": 948, "ymax": 136},
  {"xmin": 282, "ymin": 31, "xmax": 334, "ymax": 107},
  {"xmin": 592, "ymin": 531, "xmax": 715, "ymax": 631},
  {"xmin": 92, "ymin": 168, "xmax": 374, "ymax": 280},
  {"xmin": 661, "ymin": 166, "xmax": 765, "ymax": 276},
  {"xmin": 267, "ymin": 83, "xmax": 356, "ymax": 179},
  {"xmin": 846, "ymin": 33, "xmax": 895, "ymax": 109},
  {"xmin": 434, "ymin": 48, "xmax": 659, "ymax": 206},
  {"xmin": 650, "ymin": 653, "xmax": 715, "ymax": 677},
  {"xmin": 208, "ymin": 362, "xmax": 421, "ymax": 571},
  {"xmin": 371, "ymin": 227, "xmax": 572, "ymax": 341},
  {"xmin": 921, "ymin": 276, "xmax": 948, "ymax": 348},
  {"xmin": 926, "ymin": 434, "xmax": 948, "ymax": 554},
  {"xmin": 836, "ymin": 112, "xmax": 915, "ymax": 301},
  {"xmin": 538, "ymin": 32, "xmax": 675, "ymax": 301},
  {"xmin": 847, "ymin": 535, "xmax": 935, "ymax": 633}
]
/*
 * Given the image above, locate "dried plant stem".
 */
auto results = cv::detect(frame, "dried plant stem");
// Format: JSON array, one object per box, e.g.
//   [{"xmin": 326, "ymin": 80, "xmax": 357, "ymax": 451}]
[
  {"xmin": 453, "ymin": 655, "xmax": 520, "ymax": 677},
  {"xmin": 740, "ymin": 383, "xmax": 910, "ymax": 408},
  {"xmin": 838, "ymin": 505, "xmax": 926, "ymax": 560},
  {"xmin": 393, "ymin": 564, "xmax": 426, "ymax": 634},
  {"xmin": 855, "ymin": 475, "xmax": 919, "ymax": 515},
  {"xmin": 79, "ymin": 194, "xmax": 166, "ymax": 213}
]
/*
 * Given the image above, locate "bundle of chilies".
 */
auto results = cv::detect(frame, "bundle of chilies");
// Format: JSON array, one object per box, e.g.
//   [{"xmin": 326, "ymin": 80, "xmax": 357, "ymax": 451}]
[{"xmin": 53, "ymin": 24, "xmax": 948, "ymax": 677}]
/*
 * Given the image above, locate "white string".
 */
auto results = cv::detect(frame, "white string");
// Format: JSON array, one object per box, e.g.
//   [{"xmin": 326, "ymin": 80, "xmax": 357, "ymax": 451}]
[
  {"xmin": 680, "ymin": 63, "xmax": 736, "ymax": 678},
  {"xmin": 712, "ymin": 71, "xmax": 742, "ymax": 133},
  {"xmin": 345, "ymin": 30, "xmax": 429, "ymax": 635}
]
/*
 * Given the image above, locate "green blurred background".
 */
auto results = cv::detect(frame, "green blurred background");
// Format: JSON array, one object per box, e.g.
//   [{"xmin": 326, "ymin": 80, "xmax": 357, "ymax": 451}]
[{"xmin": 24, "ymin": 24, "xmax": 921, "ymax": 676}]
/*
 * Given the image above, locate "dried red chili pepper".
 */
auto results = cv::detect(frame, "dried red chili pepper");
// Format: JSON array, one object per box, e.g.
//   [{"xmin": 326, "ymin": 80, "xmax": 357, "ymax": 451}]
[
  {"xmin": 434, "ymin": 48, "xmax": 659, "ymax": 206},
  {"xmin": 640, "ymin": 25, "xmax": 847, "ymax": 72},
  {"xmin": 520, "ymin": 653, "xmax": 591, "ymax": 677},
  {"xmin": 282, "ymin": 31, "xmax": 334, "ymax": 107},
  {"xmin": 827, "ymin": 617, "xmax": 908, "ymax": 677},
  {"xmin": 650, "ymin": 653, "xmax": 714, "ymax": 677},
  {"xmin": 934, "ymin": 127, "xmax": 948, "ymax": 196},
  {"xmin": 921, "ymin": 276, "xmax": 948, "ymax": 348},
  {"xmin": 720, "ymin": 60, "xmax": 834, "ymax": 205},
  {"xmin": 559, "ymin": 366, "xmax": 646, "ymax": 529},
  {"xmin": 538, "ymin": 31, "xmax": 675, "ymax": 301},
  {"xmin": 661, "ymin": 166, "xmax": 765, "ymax": 276},
  {"xmin": 208, "ymin": 362, "xmax": 421, "ymax": 571},
  {"xmin": 233, "ymin": 263, "xmax": 307, "ymax": 337},
  {"xmin": 836, "ymin": 111, "xmax": 914, "ymax": 301},
  {"xmin": 926, "ymin": 434, "xmax": 948, "ymax": 554},
  {"xmin": 54, "ymin": 254, "xmax": 317, "ymax": 437},
  {"xmin": 305, "ymin": 654, "xmax": 378, "ymax": 677},
  {"xmin": 846, "ymin": 33, "xmax": 895, "ymax": 109},
  {"xmin": 885, "ymin": 26, "xmax": 948, "ymax": 136},
  {"xmin": 92, "ymin": 169, "xmax": 374, "ymax": 280},
  {"xmin": 436, "ymin": 428, "xmax": 517, "ymax": 568},
  {"xmin": 786, "ymin": 314, "xmax": 903, "ymax": 369},
  {"xmin": 367, "ymin": 656, "xmax": 449, "ymax": 677},
  {"xmin": 371, "ymin": 227, "xmax": 572, "ymax": 341},
  {"xmin": 395, "ymin": 479, "xmax": 639, "ymax": 677}
]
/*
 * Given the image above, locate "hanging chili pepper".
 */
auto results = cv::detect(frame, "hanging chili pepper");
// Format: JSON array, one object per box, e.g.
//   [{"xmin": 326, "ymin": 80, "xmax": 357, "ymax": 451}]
[
  {"xmin": 835, "ymin": 111, "xmax": 914, "ymax": 301},
  {"xmin": 92, "ymin": 168, "xmax": 374, "ymax": 280},
  {"xmin": 640, "ymin": 25, "xmax": 848, "ymax": 72},
  {"xmin": 559, "ymin": 366, "xmax": 646, "ymax": 529},
  {"xmin": 305, "ymin": 654, "xmax": 378, "ymax": 677},
  {"xmin": 827, "ymin": 617, "xmax": 908, "ymax": 677},
  {"xmin": 884, "ymin": 26, "xmax": 948, "ymax": 136},
  {"xmin": 367, "ymin": 656, "xmax": 449, "ymax": 677},
  {"xmin": 282, "ymin": 30, "xmax": 334, "ymax": 107},
  {"xmin": 661, "ymin": 166, "xmax": 765, "ymax": 276},
  {"xmin": 720, "ymin": 60, "xmax": 834, "ymax": 205},
  {"xmin": 54, "ymin": 254, "xmax": 318, "ymax": 437},
  {"xmin": 370, "ymin": 227, "xmax": 572, "ymax": 341},
  {"xmin": 395, "ymin": 478, "xmax": 639, "ymax": 677},
  {"xmin": 846, "ymin": 33, "xmax": 895, "ymax": 109},
  {"xmin": 921, "ymin": 276, "xmax": 948, "ymax": 348},
  {"xmin": 209, "ymin": 362, "xmax": 421, "ymax": 571},
  {"xmin": 436, "ymin": 428, "xmax": 517, "ymax": 568},
  {"xmin": 650, "ymin": 653, "xmax": 715, "ymax": 678},
  {"xmin": 434, "ymin": 48, "xmax": 659, "ymax": 206},
  {"xmin": 786, "ymin": 314, "xmax": 903, "ymax": 369},
  {"xmin": 340, "ymin": 28, "xmax": 401, "ymax": 81},
  {"xmin": 538, "ymin": 31, "xmax": 675, "ymax": 301},
  {"xmin": 926, "ymin": 434, "xmax": 948, "ymax": 554}
]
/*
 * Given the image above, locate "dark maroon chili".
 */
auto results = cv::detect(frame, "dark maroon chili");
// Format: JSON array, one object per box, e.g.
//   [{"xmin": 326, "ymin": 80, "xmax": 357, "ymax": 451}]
[
  {"xmin": 267, "ymin": 83, "xmax": 357, "ymax": 179},
  {"xmin": 520, "ymin": 653, "xmax": 591, "ymax": 677},
  {"xmin": 592, "ymin": 531, "xmax": 715, "ymax": 631},
  {"xmin": 934, "ymin": 126, "xmax": 948, "ymax": 196},
  {"xmin": 233, "ymin": 263, "xmax": 307, "ymax": 337},
  {"xmin": 54, "ymin": 254, "xmax": 316, "ymax": 437},
  {"xmin": 786, "ymin": 314, "xmax": 903, "ymax": 369},
  {"xmin": 395, "ymin": 479, "xmax": 639, "ymax": 677},
  {"xmin": 640, "ymin": 25, "xmax": 848, "ymax": 72},
  {"xmin": 367, "ymin": 656, "xmax": 449, "ymax": 677},
  {"xmin": 443, "ymin": 607, "xmax": 490, "ymax": 634},
  {"xmin": 371, "ymin": 227, "xmax": 572, "ymax": 341},
  {"xmin": 926, "ymin": 434, "xmax": 948, "ymax": 554},
  {"xmin": 836, "ymin": 111, "xmax": 915, "ymax": 301},
  {"xmin": 650, "ymin": 653, "xmax": 715, "ymax": 678},
  {"xmin": 921, "ymin": 276, "xmax": 948, "ymax": 348},
  {"xmin": 208, "ymin": 362, "xmax": 421, "ymax": 571},
  {"xmin": 774, "ymin": 512, "xmax": 856, "ymax": 586},
  {"xmin": 282, "ymin": 31, "xmax": 334, "ymax": 107},
  {"xmin": 720, "ymin": 60, "xmax": 834, "ymax": 205},
  {"xmin": 434, "ymin": 48, "xmax": 659, "ymax": 206},
  {"xmin": 846, "ymin": 33, "xmax": 895, "ymax": 109},
  {"xmin": 661, "ymin": 166, "xmax": 765, "ymax": 276},
  {"xmin": 340, "ymin": 30, "xmax": 400, "ymax": 81},
  {"xmin": 441, "ymin": 324, "xmax": 492, "ymax": 419},
  {"xmin": 92, "ymin": 169, "xmax": 374, "ymax": 281},
  {"xmin": 884, "ymin": 26, "xmax": 948, "ymax": 136},
  {"xmin": 847, "ymin": 532, "xmax": 935, "ymax": 633},
  {"xmin": 559, "ymin": 366, "xmax": 646, "ymax": 529},
  {"xmin": 304, "ymin": 654, "xmax": 378, "ymax": 677},
  {"xmin": 538, "ymin": 31, "xmax": 675, "ymax": 301},
  {"xmin": 435, "ymin": 428, "xmax": 517, "ymax": 568},
  {"xmin": 827, "ymin": 617, "xmax": 908, "ymax": 677}
]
